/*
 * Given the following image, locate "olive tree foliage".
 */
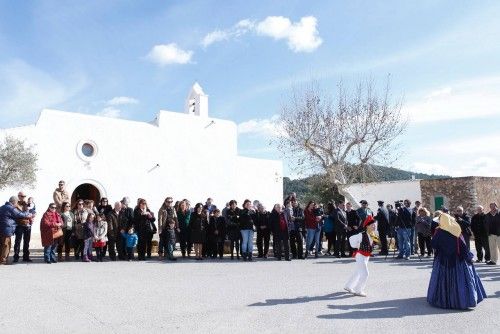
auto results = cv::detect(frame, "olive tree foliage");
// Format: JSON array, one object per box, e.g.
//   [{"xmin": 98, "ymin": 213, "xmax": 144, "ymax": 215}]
[
  {"xmin": 0, "ymin": 136, "xmax": 38, "ymax": 190},
  {"xmin": 276, "ymin": 78, "xmax": 407, "ymax": 203}
]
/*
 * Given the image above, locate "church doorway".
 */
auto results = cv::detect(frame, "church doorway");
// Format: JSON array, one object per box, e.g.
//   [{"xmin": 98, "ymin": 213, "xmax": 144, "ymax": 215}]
[{"xmin": 71, "ymin": 183, "xmax": 101, "ymax": 207}]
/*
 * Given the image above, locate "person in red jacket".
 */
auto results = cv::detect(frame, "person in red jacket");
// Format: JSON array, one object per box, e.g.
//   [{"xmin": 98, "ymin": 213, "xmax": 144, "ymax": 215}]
[{"xmin": 40, "ymin": 203, "xmax": 63, "ymax": 264}]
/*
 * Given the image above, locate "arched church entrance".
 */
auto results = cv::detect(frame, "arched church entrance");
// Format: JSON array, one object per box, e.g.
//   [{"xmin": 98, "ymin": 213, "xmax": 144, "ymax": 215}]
[{"xmin": 71, "ymin": 183, "xmax": 101, "ymax": 207}]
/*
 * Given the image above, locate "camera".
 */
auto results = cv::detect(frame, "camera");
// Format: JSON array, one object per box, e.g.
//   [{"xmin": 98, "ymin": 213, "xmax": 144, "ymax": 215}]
[{"xmin": 394, "ymin": 200, "xmax": 403, "ymax": 209}]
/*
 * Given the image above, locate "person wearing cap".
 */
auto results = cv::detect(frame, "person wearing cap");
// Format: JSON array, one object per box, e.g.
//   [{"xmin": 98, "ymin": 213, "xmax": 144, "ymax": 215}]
[
  {"xmin": 427, "ymin": 212, "xmax": 486, "ymax": 309},
  {"xmin": 356, "ymin": 200, "xmax": 373, "ymax": 224},
  {"xmin": 13, "ymin": 191, "xmax": 35, "ymax": 262},
  {"xmin": 375, "ymin": 200, "xmax": 390, "ymax": 256},
  {"xmin": 53, "ymin": 180, "xmax": 70, "ymax": 211},
  {"xmin": 344, "ymin": 216, "xmax": 378, "ymax": 297}
]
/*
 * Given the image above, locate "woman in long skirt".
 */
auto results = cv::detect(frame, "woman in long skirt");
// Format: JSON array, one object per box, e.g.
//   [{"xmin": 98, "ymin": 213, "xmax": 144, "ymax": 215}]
[{"xmin": 427, "ymin": 212, "xmax": 487, "ymax": 309}]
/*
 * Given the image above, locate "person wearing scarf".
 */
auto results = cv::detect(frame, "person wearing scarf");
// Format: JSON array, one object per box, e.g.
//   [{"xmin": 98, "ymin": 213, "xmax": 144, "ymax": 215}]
[
  {"xmin": 40, "ymin": 203, "xmax": 63, "ymax": 264},
  {"xmin": 344, "ymin": 216, "xmax": 377, "ymax": 297},
  {"xmin": 427, "ymin": 212, "xmax": 487, "ymax": 309}
]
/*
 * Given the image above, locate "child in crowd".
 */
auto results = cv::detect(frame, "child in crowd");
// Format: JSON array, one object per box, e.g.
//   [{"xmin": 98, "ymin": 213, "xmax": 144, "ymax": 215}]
[
  {"xmin": 164, "ymin": 218, "xmax": 177, "ymax": 261},
  {"xmin": 122, "ymin": 227, "xmax": 138, "ymax": 261},
  {"xmin": 83, "ymin": 213, "xmax": 96, "ymax": 262},
  {"xmin": 27, "ymin": 197, "xmax": 37, "ymax": 216},
  {"xmin": 93, "ymin": 213, "xmax": 108, "ymax": 262}
]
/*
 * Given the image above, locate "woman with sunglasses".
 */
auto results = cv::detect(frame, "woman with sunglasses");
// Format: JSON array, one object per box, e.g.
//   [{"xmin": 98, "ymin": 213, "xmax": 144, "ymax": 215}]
[
  {"xmin": 73, "ymin": 200, "xmax": 88, "ymax": 260},
  {"xmin": 97, "ymin": 198, "xmax": 112, "ymax": 216},
  {"xmin": 133, "ymin": 199, "xmax": 157, "ymax": 260},
  {"xmin": 57, "ymin": 201, "xmax": 75, "ymax": 261},
  {"xmin": 40, "ymin": 203, "xmax": 63, "ymax": 264}
]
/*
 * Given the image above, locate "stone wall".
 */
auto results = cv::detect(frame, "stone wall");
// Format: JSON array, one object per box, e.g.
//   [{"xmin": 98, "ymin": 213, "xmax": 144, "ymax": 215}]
[
  {"xmin": 473, "ymin": 177, "xmax": 500, "ymax": 210},
  {"xmin": 421, "ymin": 177, "xmax": 500, "ymax": 214},
  {"xmin": 421, "ymin": 177, "xmax": 476, "ymax": 214}
]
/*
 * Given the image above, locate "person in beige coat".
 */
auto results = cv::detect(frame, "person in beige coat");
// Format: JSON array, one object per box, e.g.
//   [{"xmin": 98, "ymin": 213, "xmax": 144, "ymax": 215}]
[{"xmin": 53, "ymin": 180, "xmax": 70, "ymax": 211}]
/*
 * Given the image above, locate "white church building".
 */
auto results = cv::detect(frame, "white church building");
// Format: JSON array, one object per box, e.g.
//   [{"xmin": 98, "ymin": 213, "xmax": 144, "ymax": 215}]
[{"xmin": 0, "ymin": 83, "xmax": 283, "ymax": 237}]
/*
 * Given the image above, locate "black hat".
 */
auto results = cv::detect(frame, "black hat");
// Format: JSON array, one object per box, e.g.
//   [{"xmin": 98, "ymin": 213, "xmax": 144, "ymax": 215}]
[
  {"xmin": 377, "ymin": 200, "xmax": 384, "ymax": 205},
  {"xmin": 359, "ymin": 200, "xmax": 368, "ymax": 205}
]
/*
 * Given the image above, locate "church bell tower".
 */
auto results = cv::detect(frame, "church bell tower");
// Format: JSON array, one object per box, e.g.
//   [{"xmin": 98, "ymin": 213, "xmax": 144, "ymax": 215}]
[{"xmin": 185, "ymin": 82, "xmax": 208, "ymax": 117}]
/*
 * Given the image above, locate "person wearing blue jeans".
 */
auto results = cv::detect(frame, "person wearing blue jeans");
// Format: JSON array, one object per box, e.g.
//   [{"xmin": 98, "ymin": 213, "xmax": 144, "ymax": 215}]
[
  {"xmin": 240, "ymin": 229, "xmax": 254, "ymax": 260},
  {"xmin": 43, "ymin": 242, "xmax": 57, "ymax": 263},
  {"xmin": 396, "ymin": 199, "xmax": 416, "ymax": 260},
  {"xmin": 306, "ymin": 228, "xmax": 321, "ymax": 257},
  {"xmin": 397, "ymin": 228, "xmax": 411, "ymax": 259},
  {"xmin": 239, "ymin": 199, "xmax": 257, "ymax": 261}
]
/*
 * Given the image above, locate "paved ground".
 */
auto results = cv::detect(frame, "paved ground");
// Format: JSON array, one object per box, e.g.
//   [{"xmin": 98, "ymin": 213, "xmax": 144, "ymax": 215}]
[{"xmin": 1, "ymin": 251, "xmax": 499, "ymax": 334}]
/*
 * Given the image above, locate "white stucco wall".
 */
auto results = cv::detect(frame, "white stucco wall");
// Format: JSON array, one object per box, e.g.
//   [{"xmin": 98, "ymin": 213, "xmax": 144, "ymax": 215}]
[
  {"xmin": 344, "ymin": 180, "xmax": 422, "ymax": 209},
  {"xmin": 0, "ymin": 108, "xmax": 283, "ymax": 246}
]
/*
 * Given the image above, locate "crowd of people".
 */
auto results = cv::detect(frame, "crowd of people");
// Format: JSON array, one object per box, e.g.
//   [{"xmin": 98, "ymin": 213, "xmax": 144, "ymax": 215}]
[{"xmin": 1, "ymin": 181, "xmax": 499, "ymax": 270}]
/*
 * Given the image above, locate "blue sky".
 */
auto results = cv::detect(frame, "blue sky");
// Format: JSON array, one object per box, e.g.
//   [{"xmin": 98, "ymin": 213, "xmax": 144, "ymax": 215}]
[{"xmin": 1, "ymin": 0, "xmax": 499, "ymax": 178}]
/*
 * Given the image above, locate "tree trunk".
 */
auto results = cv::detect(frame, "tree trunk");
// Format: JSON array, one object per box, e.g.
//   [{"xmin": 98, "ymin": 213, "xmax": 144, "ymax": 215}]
[{"xmin": 337, "ymin": 184, "xmax": 359, "ymax": 208}]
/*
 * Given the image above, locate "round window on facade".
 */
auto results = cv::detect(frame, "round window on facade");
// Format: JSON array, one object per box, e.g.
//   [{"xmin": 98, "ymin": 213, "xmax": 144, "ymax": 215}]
[{"xmin": 81, "ymin": 143, "xmax": 95, "ymax": 157}]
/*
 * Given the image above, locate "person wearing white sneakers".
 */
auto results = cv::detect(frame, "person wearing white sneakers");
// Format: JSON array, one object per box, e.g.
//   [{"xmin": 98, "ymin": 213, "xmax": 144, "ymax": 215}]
[{"xmin": 344, "ymin": 216, "xmax": 378, "ymax": 297}]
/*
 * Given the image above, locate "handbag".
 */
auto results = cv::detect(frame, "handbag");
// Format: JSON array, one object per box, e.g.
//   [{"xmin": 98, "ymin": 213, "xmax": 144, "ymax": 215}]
[{"xmin": 53, "ymin": 228, "xmax": 63, "ymax": 239}]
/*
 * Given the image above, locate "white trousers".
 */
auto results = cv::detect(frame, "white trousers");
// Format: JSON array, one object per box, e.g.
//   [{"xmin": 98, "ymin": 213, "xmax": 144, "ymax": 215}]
[
  {"xmin": 345, "ymin": 253, "xmax": 370, "ymax": 293},
  {"xmin": 489, "ymin": 235, "xmax": 500, "ymax": 263}
]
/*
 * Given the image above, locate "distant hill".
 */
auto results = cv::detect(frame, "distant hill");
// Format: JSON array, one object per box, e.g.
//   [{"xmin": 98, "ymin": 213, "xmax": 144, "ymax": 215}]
[{"xmin": 283, "ymin": 166, "xmax": 448, "ymax": 202}]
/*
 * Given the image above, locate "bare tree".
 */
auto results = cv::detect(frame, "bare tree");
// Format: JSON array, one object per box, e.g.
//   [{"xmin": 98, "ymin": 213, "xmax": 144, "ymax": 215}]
[
  {"xmin": 0, "ymin": 136, "xmax": 38, "ymax": 190},
  {"xmin": 276, "ymin": 77, "xmax": 407, "ymax": 204}
]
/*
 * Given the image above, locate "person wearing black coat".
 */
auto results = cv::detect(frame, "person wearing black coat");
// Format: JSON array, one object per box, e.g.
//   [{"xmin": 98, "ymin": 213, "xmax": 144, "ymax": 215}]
[
  {"xmin": 270, "ymin": 204, "xmax": 291, "ymax": 261},
  {"xmin": 239, "ymin": 200, "xmax": 257, "ymax": 261},
  {"xmin": 333, "ymin": 202, "xmax": 349, "ymax": 258},
  {"xmin": 471, "ymin": 206, "xmax": 490, "ymax": 263},
  {"xmin": 119, "ymin": 197, "xmax": 134, "ymax": 260},
  {"xmin": 454, "ymin": 206, "xmax": 472, "ymax": 250},
  {"xmin": 97, "ymin": 198, "xmax": 113, "ymax": 216},
  {"xmin": 346, "ymin": 202, "xmax": 360, "ymax": 256},
  {"xmin": 396, "ymin": 199, "xmax": 416, "ymax": 259},
  {"xmin": 213, "ymin": 209, "xmax": 226, "ymax": 259},
  {"xmin": 226, "ymin": 200, "xmax": 241, "ymax": 260},
  {"xmin": 189, "ymin": 203, "xmax": 206, "ymax": 260},
  {"xmin": 133, "ymin": 199, "xmax": 157, "ymax": 261},
  {"xmin": 255, "ymin": 205, "xmax": 271, "ymax": 258},
  {"xmin": 290, "ymin": 199, "xmax": 304, "ymax": 259},
  {"xmin": 205, "ymin": 210, "xmax": 218, "ymax": 259},
  {"xmin": 375, "ymin": 201, "xmax": 390, "ymax": 255}
]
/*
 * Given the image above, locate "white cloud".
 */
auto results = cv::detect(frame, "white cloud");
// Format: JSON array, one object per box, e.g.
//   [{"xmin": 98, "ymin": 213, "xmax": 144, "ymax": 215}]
[
  {"xmin": 106, "ymin": 96, "xmax": 139, "ymax": 106},
  {"xmin": 425, "ymin": 87, "xmax": 452, "ymax": 99},
  {"xmin": 238, "ymin": 115, "xmax": 286, "ymax": 138},
  {"xmin": 202, "ymin": 16, "xmax": 322, "ymax": 53},
  {"xmin": 97, "ymin": 107, "xmax": 121, "ymax": 118},
  {"xmin": 0, "ymin": 59, "xmax": 87, "ymax": 127},
  {"xmin": 410, "ymin": 134, "xmax": 500, "ymax": 177},
  {"xmin": 145, "ymin": 43, "xmax": 193, "ymax": 66},
  {"xmin": 405, "ymin": 76, "xmax": 500, "ymax": 123},
  {"xmin": 408, "ymin": 162, "xmax": 452, "ymax": 176},
  {"xmin": 201, "ymin": 19, "xmax": 255, "ymax": 48},
  {"xmin": 202, "ymin": 30, "xmax": 231, "ymax": 48},
  {"xmin": 256, "ymin": 16, "xmax": 322, "ymax": 52}
]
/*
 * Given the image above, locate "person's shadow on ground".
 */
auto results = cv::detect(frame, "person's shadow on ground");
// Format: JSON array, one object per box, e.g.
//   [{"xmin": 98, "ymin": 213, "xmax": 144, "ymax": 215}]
[
  {"xmin": 317, "ymin": 296, "xmax": 472, "ymax": 320},
  {"xmin": 248, "ymin": 292, "xmax": 352, "ymax": 307}
]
